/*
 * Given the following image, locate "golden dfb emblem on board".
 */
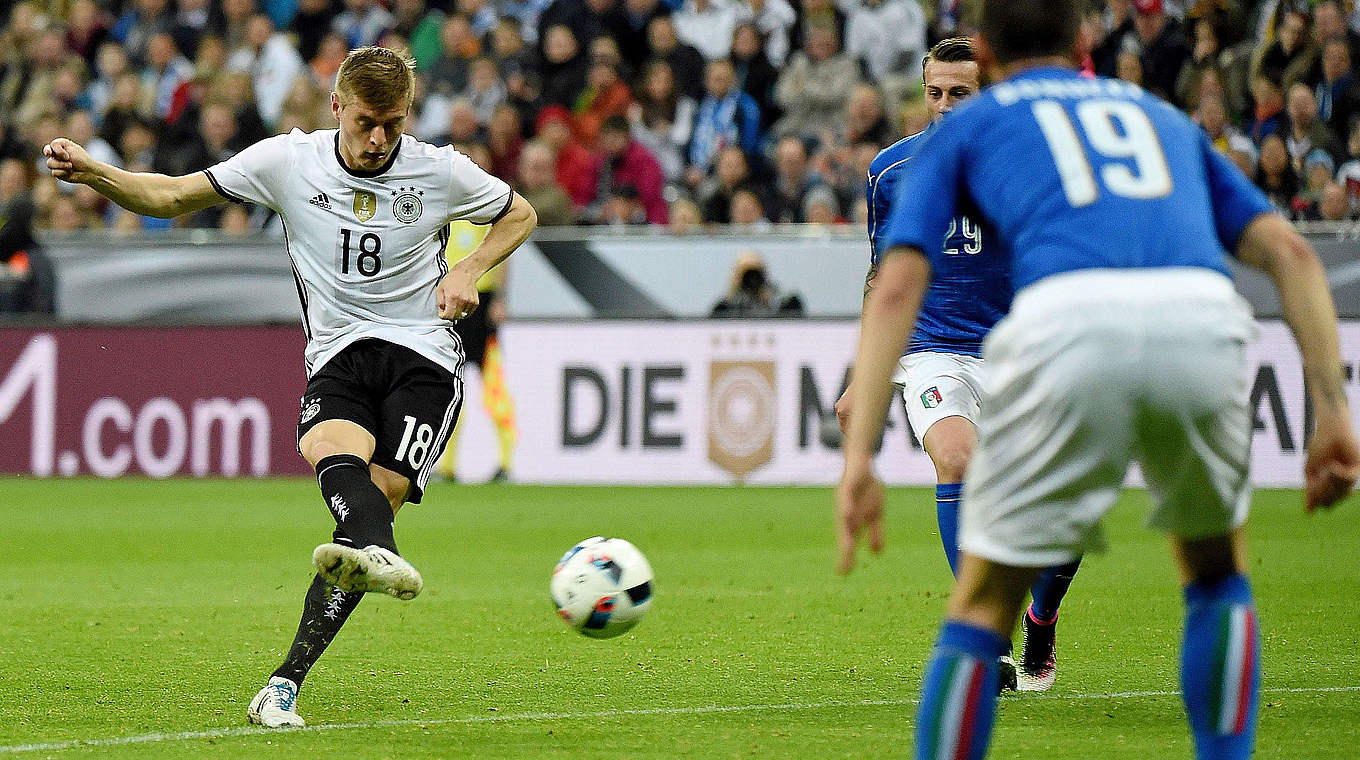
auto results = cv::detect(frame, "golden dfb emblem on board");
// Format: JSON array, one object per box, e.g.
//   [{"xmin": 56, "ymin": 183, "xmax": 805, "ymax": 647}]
[
  {"xmin": 707, "ymin": 361, "xmax": 775, "ymax": 480},
  {"xmin": 353, "ymin": 190, "xmax": 377, "ymax": 222}
]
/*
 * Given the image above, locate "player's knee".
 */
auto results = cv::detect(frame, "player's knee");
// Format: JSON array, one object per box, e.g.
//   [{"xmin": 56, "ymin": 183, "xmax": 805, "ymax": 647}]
[
  {"xmin": 930, "ymin": 444, "xmax": 974, "ymax": 483},
  {"xmin": 302, "ymin": 438, "xmax": 352, "ymax": 468},
  {"xmin": 1174, "ymin": 533, "xmax": 1242, "ymax": 585}
]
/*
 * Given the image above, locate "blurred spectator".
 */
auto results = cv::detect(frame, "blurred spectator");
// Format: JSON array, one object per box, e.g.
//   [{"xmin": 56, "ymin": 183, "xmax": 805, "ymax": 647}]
[
  {"xmin": 394, "ymin": 0, "xmax": 444, "ymax": 69},
  {"xmin": 668, "ymin": 196, "xmax": 703, "ymax": 233},
  {"xmin": 647, "ymin": 15, "xmax": 706, "ymax": 99},
  {"xmin": 801, "ymin": 182, "xmax": 842, "ymax": 224},
  {"xmin": 730, "ymin": 21, "xmax": 780, "ymax": 129},
  {"xmin": 845, "ymin": 0, "xmax": 925, "ymax": 85},
  {"xmin": 12, "ymin": 27, "xmax": 69, "ymax": 126},
  {"xmin": 67, "ymin": 0, "xmax": 112, "ymax": 68},
  {"xmin": 62, "ymin": 110, "xmax": 119, "ymax": 173},
  {"xmin": 1255, "ymin": 7, "xmax": 1308, "ymax": 86},
  {"xmin": 487, "ymin": 102, "xmax": 524, "ymax": 179},
  {"xmin": 788, "ymin": 0, "xmax": 845, "ymax": 60},
  {"xmin": 211, "ymin": 0, "xmax": 257, "ymax": 51},
  {"xmin": 628, "ymin": 59, "xmax": 695, "ymax": 181},
  {"xmin": 171, "ymin": 0, "xmax": 213, "ymax": 58},
  {"xmin": 1116, "ymin": 48, "xmax": 1144, "ymax": 86},
  {"xmin": 1313, "ymin": 181, "xmax": 1354, "ymax": 221},
  {"xmin": 1130, "ymin": 0, "xmax": 1191, "ymax": 105},
  {"xmin": 1174, "ymin": 12, "xmax": 1226, "ymax": 110},
  {"xmin": 517, "ymin": 139, "xmax": 576, "ymax": 225},
  {"xmin": 763, "ymin": 135, "xmax": 819, "ymax": 223},
  {"xmin": 537, "ymin": 0, "xmax": 630, "ymax": 58},
  {"xmin": 1338, "ymin": 122, "xmax": 1360, "ymax": 209},
  {"xmin": 219, "ymin": 202, "xmax": 254, "ymax": 234},
  {"xmin": 311, "ymin": 32, "xmax": 350, "ymax": 87},
  {"xmin": 227, "ymin": 14, "xmax": 305, "ymax": 126},
  {"xmin": 0, "ymin": 198, "xmax": 55, "ymax": 314},
  {"xmin": 112, "ymin": 0, "xmax": 173, "ymax": 65},
  {"xmin": 504, "ymin": 69, "xmax": 545, "ymax": 135},
  {"xmin": 741, "ymin": 0, "xmax": 795, "ymax": 67},
  {"xmin": 710, "ymin": 250, "xmax": 803, "ymax": 317},
  {"xmin": 435, "ymin": 97, "xmax": 486, "ymax": 144},
  {"xmin": 87, "ymin": 43, "xmax": 132, "ymax": 120},
  {"xmin": 1316, "ymin": 37, "xmax": 1360, "ymax": 142},
  {"xmin": 1286, "ymin": 1, "xmax": 1360, "ymax": 90},
  {"xmin": 540, "ymin": 23, "xmax": 588, "ymax": 106},
  {"xmin": 429, "ymin": 14, "xmax": 480, "ymax": 97},
  {"xmin": 500, "ymin": 0, "xmax": 556, "ymax": 46},
  {"xmin": 142, "ymin": 31, "xmax": 195, "ymax": 120},
  {"xmin": 1247, "ymin": 74, "xmax": 1287, "ymax": 143},
  {"xmin": 687, "ymin": 59, "xmax": 761, "ymax": 181},
  {"xmin": 537, "ymin": 105, "xmax": 596, "ymax": 208},
  {"xmin": 573, "ymin": 57, "xmax": 631, "ymax": 145},
  {"xmin": 1303, "ymin": 147, "xmax": 1336, "ymax": 198},
  {"xmin": 599, "ymin": 183, "xmax": 647, "ymax": 224},
  {"xmin": 1225, "ymin": 136, "xmax": 1258, "ymax": 178},
  {"xmin": 697, "ymin": 144, "xmax": 751, "ymax": 222},
  {"xmin": 1254, "ymin": 132, "xmax": 1301, "ymax": 213},
  {"xmin": 0, "ymin": 159, "xmax": 32, "ymax": 206},
  {"xmin": 585, "ymin": 115, "xmax": 667, "ymax": 223},
  {"xmin": 1195, "ymin": 92, "xmax": 1241, "ymax": 152},
  {"xmin": 618, "ymin": 0, "xmax": 666, "ymax": 70},
  {"xmin": 42, "ymin": 194, "xmax": 97, "ymax": 231},
  {"xmin": 291, "ymin": 0, "xmax": 341, "ymax": 63},
  {"xmin": 1285, "ymin": 81, "xmax": 1342, "ymax": 169},
  {"xmin": 729, "ymin": 187, "xmax": 771, "ymax": 230},
  {"xmin": 459, "ymin": 0, "xmax": 501, "ymax": 38},
  {"xmin": 773, "ymin": 22, "xmax": 859, "ymax": 139},
  {"xmin": 491, "ymin": 17, "xmax": 534, "ymax": 80},
  {"xmin": 464, "ymin": 57, "xmax": 508, "ymax": 124},
  {"xmin": 673, "ymin": 0, "xmax": 743, "ymax": 61},
  {"xmin": 332, "ymin": 0, "xmax": 396, "ymax": 48},
  {"xmin": 843, "ymin": 84, "xmax": 892, "ymax": 147}
]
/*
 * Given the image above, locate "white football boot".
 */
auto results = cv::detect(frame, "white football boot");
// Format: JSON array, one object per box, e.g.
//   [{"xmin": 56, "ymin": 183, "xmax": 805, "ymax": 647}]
[
  {"xmin": 312, "ymin": 543, "xmax": 423, "ymax": 600},
  {"xmin": 247, "ymin": 676, "xmax": 305, "ymax": 728}
]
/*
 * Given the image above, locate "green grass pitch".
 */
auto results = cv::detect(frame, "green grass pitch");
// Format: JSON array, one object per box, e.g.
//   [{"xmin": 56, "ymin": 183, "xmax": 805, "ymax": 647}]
[{"xmin": 1, "ymin": 479, "xmax": 1357, "ymax": 758}]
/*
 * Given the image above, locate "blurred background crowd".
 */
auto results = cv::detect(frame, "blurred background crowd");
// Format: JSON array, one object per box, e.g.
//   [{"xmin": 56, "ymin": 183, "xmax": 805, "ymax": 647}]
[{"xmin": 2, "ymin": 0, "xmax": 1360, "ymax": 234}]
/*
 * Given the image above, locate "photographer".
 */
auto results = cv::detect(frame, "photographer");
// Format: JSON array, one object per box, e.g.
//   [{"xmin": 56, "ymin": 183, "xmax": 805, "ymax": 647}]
[{"xmin": 710, "ymin": 250, "xmax": 805, "ymax": 318}]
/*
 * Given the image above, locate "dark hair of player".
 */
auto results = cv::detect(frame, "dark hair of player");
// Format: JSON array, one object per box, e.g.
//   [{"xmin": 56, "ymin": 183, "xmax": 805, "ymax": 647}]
[
  {"xmin": 922, "ymin": 36, "xmax": 977, "ymax": 72},
  {"xmin": 980, "ymin": 0, "xmax": 1080, "ymax": 66}
]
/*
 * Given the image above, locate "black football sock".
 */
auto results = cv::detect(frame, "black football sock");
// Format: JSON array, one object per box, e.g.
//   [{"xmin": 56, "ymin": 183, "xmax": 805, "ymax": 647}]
[
  {"xmin": 315, "ymin": 454, "xmax": 397, "ymax": 553},
  {"xmin": 272, "ymin": 572, "xmax": 363, "ymax": 687}
]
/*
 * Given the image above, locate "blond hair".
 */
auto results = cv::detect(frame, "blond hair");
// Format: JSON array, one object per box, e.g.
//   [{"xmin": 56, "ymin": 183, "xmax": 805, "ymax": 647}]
[{"xmin": 334, "ymin": 46, "xmax": 416, "ymax": 111}]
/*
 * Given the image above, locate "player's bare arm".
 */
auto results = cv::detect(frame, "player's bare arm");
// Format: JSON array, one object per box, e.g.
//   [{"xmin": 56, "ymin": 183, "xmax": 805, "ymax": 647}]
[
  {"xmin": 437, "ymin": 193, "xmax": 537, "ymax": 320},
  {"xmin": 43, "ymin": 137, "xmax": 223, "ymax": 218},
  {"xmin": 1236, "ymin": 213, "xmax": 1360, "ymax": 510},
  {"xmin": 833, "ymin": 263, "xmax": 883, "ymax": 433},
  {"xmin": 835, "ymin": 247, "xmax": 931, "ymax": 574}
]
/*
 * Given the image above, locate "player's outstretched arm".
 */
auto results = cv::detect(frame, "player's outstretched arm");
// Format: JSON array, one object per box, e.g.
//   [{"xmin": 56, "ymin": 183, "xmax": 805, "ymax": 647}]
[
  {"xmin": 437, "ymin": 193, "xmax": 537, "ymax": 320},
  {"xmin": 835, "ymin": 247, "xmax": 930, "ymax": 574},
  {"xmin": 44, "ymin": 137, "xmax": 223, "ymax": 219},
  {"xmin": 1237, "ymin": 213, "xmax": 1360, "ymax": 510}
]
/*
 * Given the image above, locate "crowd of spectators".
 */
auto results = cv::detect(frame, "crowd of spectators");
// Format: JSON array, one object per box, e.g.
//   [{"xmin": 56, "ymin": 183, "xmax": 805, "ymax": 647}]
[{"xmin": 2, "ymin": 0, "xmax": 1360, "ymax": 234}]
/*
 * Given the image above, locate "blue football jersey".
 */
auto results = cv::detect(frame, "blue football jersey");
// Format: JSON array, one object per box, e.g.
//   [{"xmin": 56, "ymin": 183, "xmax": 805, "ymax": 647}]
[
  {"xmin": 881, "ymin": 67, "xmax": 1275, "ymax": 292},
  {"xmin": 867, "ymin": 123, "xmax": 1011, "ymax": 357}
]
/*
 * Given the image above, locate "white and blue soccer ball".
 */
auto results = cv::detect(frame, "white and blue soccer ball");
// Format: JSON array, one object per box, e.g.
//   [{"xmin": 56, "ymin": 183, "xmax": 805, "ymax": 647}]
[{"xmin": 550, "ymin": 537, "xmax": 653, "ymax": 639}]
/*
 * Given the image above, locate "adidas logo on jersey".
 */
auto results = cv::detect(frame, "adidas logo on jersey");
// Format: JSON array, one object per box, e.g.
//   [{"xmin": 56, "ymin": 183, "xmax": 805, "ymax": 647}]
[{"xmin": 309, "ymin": 192, "xmax": 332, "ymax": 210}]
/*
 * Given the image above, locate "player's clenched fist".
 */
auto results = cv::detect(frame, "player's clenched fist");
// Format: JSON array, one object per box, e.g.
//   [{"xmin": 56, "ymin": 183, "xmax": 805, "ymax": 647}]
[
  {"xmin": 43, "ymin": 138, "xmax": 95, "ymax": 184},
  {"xmin": 436, "ymin": 270, "xmax": 479, "ymax": 320}
]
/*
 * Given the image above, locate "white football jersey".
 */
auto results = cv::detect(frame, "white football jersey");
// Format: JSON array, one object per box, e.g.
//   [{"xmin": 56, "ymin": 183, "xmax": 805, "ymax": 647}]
[{"xmin": 205, "ymin": 128, "xmax": 512, "ymax": 377}]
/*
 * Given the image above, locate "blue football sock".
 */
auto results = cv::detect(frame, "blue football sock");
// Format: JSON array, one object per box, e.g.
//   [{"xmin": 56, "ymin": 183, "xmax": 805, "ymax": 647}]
[
  {"xmin": 916, "ymin": 620, "xmax": 1008, "ymax": 760},
  {"xmin": 1028, "ymin": 557, "xmax": 1082, "ymax": 623},
  {"xmin": 1181, "ymin": 573, "xmax": 1259, "ymax": 760},
  {"xmin": 935, "ymin": 483, "xmax": 962, "ymax": 576}
]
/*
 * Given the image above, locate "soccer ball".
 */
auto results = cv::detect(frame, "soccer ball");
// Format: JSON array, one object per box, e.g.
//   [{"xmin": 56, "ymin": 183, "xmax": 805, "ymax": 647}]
[{"xmin": 550, "ymin": 537, "xmax": 653, "ymax": 639}]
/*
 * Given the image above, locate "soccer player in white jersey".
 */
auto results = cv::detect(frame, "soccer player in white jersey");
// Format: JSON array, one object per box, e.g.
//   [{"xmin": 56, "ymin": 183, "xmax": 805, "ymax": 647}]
[{"xmin": 44, "ymin": 47, "xmax": 538, "ymax": 729}]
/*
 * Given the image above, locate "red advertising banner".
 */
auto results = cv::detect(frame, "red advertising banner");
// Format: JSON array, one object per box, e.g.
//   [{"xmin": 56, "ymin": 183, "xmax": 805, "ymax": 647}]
[{"xmin": 0, "ymin": 326, "xmax": 313, "ymax": 478}]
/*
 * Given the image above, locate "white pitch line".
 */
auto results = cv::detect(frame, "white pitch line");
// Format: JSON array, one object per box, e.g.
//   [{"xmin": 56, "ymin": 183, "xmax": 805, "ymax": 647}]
[{"xmin": 2, "ymin": 685, "xmax": 1356, "ymax": 755}]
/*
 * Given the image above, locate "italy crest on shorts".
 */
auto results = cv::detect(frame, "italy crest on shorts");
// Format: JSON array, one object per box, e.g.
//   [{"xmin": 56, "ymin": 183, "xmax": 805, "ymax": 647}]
[{"xmin": 921, "ymin": 387, "xmax": 942, "ymax": 408}]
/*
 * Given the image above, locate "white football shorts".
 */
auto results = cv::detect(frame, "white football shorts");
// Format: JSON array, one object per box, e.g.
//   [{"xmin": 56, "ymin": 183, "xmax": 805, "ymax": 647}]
[
  {"xmin": 892, "ymin": 351, "xmax": 987, "ymax": 443},
  {"xmin": 961, "ymin": 267, "xmax": 1257, "ymax": 567}
]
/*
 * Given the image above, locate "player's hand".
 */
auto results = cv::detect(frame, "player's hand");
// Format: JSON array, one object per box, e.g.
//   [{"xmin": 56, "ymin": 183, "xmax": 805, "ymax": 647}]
[
  {"xmin": 835, "ymin": 456, "xmax": 884, "ymax": 575},
  {"xmin": 834, "ymin": 384, "xmax": 853, "ymax": 434},
  {"xmin": 43, "ymin": 137, "xmax": 97, "ymax": 184},
  {"xmin": 1304, "ymin": 411, "xmax": 1360, "ymax": 512},
  {"xmin": 436, "ymin": 270, "xmax": 479, "ymax": 320}
]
